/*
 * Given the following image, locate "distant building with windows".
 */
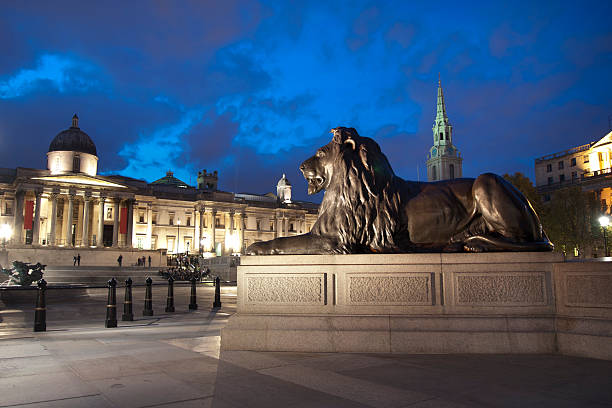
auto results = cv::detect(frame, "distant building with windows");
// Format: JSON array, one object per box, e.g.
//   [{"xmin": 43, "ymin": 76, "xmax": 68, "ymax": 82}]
[
  {"xmin": 534, "ymin": 131, "xmax": 612, "ymax": 212},
  {"xmin": 426, "ymin": 78, "xmax": 463, "ymax": 181},
  {"xmin": 0, "ymin": 115, "xmax": 318, "ymax": 267}
]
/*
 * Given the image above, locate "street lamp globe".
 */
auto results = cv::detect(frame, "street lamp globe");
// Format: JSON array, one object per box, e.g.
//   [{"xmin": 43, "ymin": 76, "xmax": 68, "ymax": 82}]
[{"xmin": 599, "ymin": 215, "xmax": 610, "ymax": 227}]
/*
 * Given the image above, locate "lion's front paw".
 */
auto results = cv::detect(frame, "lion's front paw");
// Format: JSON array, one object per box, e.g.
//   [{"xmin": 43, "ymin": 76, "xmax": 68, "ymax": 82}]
[{"xmin": 246, "ymin": 242, "xmax": 270, "ymax": 255}]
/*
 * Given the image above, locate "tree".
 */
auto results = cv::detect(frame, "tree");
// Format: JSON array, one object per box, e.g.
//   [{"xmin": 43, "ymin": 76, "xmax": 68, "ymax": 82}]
[
  {"xmin": 540, "ymin": 186, "xmax": 601, "ymax": 257},
  {"xmin": 502, "ymin": 173, "xmax": 601, "ymax": 256}
]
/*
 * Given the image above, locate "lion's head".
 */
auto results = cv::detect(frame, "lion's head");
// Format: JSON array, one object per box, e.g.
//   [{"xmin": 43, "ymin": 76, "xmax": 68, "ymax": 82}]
[
  {"xmin": 300, "ymin": 127, "xmax": 399, "ymax": 252},
  {"xmin": 300, "ymin": 127, "xmax": 395, "ymax": 196}
]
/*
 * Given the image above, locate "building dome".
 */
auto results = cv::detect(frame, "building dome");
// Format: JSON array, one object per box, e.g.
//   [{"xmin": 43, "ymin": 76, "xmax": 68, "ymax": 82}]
[
  {"xmin": 277, "ymin": 173, "xmax": 291, "ymax": 187},
  {"xmin": 48, "ymin": 114, "xmax": 97, "ymax": 156}
]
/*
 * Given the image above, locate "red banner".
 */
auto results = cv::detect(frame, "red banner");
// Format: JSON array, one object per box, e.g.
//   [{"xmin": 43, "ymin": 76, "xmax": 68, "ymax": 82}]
[
  {"xmin": 24, "ymin": 200, "xmax": 34, "ymax": 230},
  {"xmin": 120, "ymin": 207, "xmax": 128, "ymax": 234}
]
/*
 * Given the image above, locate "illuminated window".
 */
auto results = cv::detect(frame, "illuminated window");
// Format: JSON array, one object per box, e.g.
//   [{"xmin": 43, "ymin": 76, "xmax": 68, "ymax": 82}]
[
  {"xmin": 106, "ymin": 207, "xmax": 113, "ymax": 220},
  {"xmin": 3, "ymin": 199, "xmax": 13, "ymax": 216}
]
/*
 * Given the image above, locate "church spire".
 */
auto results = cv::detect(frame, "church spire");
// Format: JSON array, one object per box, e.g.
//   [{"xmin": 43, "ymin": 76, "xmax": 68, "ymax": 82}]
[
  {"xmin": 426, "ymin": 76, "xmax": 462, "ymax": 182},
  {"xmin": 436, "ymin": 75, "xmax": 448, "ymax": 124}
]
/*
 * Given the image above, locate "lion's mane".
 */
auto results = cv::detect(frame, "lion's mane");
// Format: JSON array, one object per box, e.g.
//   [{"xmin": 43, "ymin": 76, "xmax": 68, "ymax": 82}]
[{"xmin": 311, "ymin": 128, "xmax": 403, "ymax": 253}]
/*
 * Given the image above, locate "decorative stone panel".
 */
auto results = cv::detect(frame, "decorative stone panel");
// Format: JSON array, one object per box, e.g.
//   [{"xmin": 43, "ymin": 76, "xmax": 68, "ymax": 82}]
[
  {"xmin": 246, "ymin": 274, "xmax": 325, "ymax": 305},
  {"xmin": 566, "ymin": 275, "xmax": 612, "ymax": 306},
  {"xmin": 455, "ymin": 273, "xmax": 546, "ymax": 306},
  {"xmin": 348, "ymin": 274, "xmax": 432, "ymax": 305}
]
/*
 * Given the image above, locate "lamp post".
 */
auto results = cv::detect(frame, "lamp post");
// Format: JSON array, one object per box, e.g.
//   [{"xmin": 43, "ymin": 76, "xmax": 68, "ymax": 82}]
[
  {"xmin": 599, "ymin": 215, "xmax": 610, "ymax": 257},
  {"xmin": 176, "ymin": 219, "xmax": 181, "ymax": 255}
]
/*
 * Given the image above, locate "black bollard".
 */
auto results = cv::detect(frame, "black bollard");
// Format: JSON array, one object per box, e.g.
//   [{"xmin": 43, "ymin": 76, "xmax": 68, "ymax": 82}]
[
  {"xmin": 34, "ymin": 278, "xmax": 47, "ymax": 332},
  {"xmin": 105, "ymin": 277, "xmax": 117, "ymax": 328},
  {"xmin": 213, "ymin": 276, "xmax": 222, "ymax": 308},
  {"xmin": 188, "ymin": 277, "xmax": 198, "ymax": 310},
  {"xmin": 122, "ymin": 277, "xmax": 133, "ymax": 321},
  {"xmin": 143, "ymin": 277, "xmax": 154, "ymax": 316},
  {"xmin": 165, "ymin": 276, "xmax": 175, "ymax": 312}
]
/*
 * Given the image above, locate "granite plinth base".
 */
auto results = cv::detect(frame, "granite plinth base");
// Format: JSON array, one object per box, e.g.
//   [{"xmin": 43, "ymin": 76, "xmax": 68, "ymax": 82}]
[{"xmin": 221, "ymin": 253, "xmax": 612, "ymax": 360}]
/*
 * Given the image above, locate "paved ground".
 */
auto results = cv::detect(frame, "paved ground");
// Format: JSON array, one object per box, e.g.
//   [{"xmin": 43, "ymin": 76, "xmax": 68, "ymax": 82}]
[{"xmin": 1, "ymin": 285, "xmax": 612, "ymax": 407}]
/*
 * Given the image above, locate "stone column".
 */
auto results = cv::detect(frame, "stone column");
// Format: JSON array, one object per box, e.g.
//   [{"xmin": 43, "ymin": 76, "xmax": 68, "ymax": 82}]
[
  {"xmin": 211, "ymin": 208, "xmax": 217, "ymax": 252},
  {"xmin": 13, "ymin": 190, "xmax": 25, "ymax": 244},
  {"xmin": 64, "ymin": 194, "xmax": 74, "ymax": 247},
  {"xmin": 112, "ymin": 198, "xmax": 120, "ymax": 247},
  {"xmin": 273, "ymin": 215, "xmax": 277, "ymax": 239},
  {"xmin": 32, "ymin": 191, "xmax": 42, "ymax": 245},
  {"xmin": 239, "ymin": 212, "xmax": 246, "ymax": 254},
  {"xmin": 229, "ymin": 210, "xmax": 235, "ymax": 231},
  {"xmin": 97, "ymin": 197, "xmax": 105, "ymax": 247},
  {"xmin": 126, "ymin": 199, "xmax": 134, "ymax": 248},
  {"xmin": 49, "ymin": 193, "xmax": 58, "ymax": 246},
  {"xmin": 82, "ymin": 194, "xmax": 91, "ymax": 246},
  {"xmin": 146, "ymin": 203, "xmax": 153, "ymax": 249},
  {"xmin": 198, "ymin": 206, "xmax": 204, "ymax": 252}
]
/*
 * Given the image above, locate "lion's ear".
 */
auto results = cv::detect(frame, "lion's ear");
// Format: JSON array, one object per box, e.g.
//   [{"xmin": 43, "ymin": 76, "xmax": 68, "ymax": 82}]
[
  {"xmin": 359, "ymin": 145, "xmax": 370, "ymax": 171},
  {"xmin": 331, "ymin": 128, "xmax": 343, "ymax": 144}
]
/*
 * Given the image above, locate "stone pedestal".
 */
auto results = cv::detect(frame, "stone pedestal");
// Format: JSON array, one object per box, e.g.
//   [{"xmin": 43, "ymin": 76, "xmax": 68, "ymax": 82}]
[{"xmin": 221, "ymin": 253, "xmax": 612, "ymax": 360}]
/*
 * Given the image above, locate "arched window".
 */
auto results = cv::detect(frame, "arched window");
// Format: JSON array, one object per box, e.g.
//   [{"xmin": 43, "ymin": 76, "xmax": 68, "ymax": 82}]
[
  {"xmin": 72, "ymin": 155, "xmax": 80, "ymax": 173},
  {"xmin": 432, "ymin": 165, "xmax": 437, "ymax": 181},
  {"xmin": 440, "ymin": 132, "xmax": 444, "ymax": 140},
  {"xmin": 450, "ymin": 164, "xmax": 455, "ymax": 180}
]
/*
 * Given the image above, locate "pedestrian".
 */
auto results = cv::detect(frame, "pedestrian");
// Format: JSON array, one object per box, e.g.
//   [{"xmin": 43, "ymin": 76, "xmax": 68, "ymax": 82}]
[
  {"xmin": 137, "ymin": 257, "xmax": 141, "ymax": 266},
  {"xmin": 142, "ymin": 256, "xmax": 146, "ymax": 267},
  {"xmin": 148, "ymin": 256, "xmax": 151, "ymax": 267},
  {"xmin": 117, "ymin": 254, "xmax": 122, "ymax": 267},
  {"xmin": 77, "ymin": 253, "xmax": 81, "ymax": 266},
  {"xmin": 73, "ymin": 256, "xmax": 77, "ymax": 266}
]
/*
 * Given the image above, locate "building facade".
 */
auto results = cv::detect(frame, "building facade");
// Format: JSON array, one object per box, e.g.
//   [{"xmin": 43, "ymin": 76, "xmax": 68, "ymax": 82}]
[
  {"xmin": 426, "ymin": 78, "xmax": 463, "ymax": 181},
  {"xmin": 534, "ymin": 131, "xmax": 612, "ymax": 212},
  {"xmin": 0, "ymin": 116, "xmax": 318, "ymax": 265}
]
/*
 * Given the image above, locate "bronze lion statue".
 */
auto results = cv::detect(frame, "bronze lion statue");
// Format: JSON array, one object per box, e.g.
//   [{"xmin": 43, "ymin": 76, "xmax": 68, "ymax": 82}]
[{"xmin": 247, "ymin": 127, "xmax": 553, "ymax": 254}]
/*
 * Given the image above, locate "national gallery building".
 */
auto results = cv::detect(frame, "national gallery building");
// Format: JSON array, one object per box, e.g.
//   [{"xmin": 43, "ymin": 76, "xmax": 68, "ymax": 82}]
[{"xmin": 0, "ymin": 115, "xmax": 318, "ymax": 267}]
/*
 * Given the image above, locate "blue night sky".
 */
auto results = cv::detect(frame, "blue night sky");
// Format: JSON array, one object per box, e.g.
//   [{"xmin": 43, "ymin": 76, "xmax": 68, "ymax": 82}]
[{"xmin": 0, "ymin": 1, "xmax": 610, "ymax": 202}]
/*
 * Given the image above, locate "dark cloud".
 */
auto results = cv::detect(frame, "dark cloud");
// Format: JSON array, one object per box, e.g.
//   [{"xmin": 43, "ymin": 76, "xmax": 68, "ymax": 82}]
[{"xmin": 0, "ymin": 0, "xmax": 611, "ymax": 196}]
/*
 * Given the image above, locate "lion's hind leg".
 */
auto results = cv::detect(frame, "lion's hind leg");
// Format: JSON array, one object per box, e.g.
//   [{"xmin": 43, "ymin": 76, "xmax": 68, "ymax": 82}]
[{"xmin": 472, "ymin": 173, "xmax": 542, "ymax": 243}]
